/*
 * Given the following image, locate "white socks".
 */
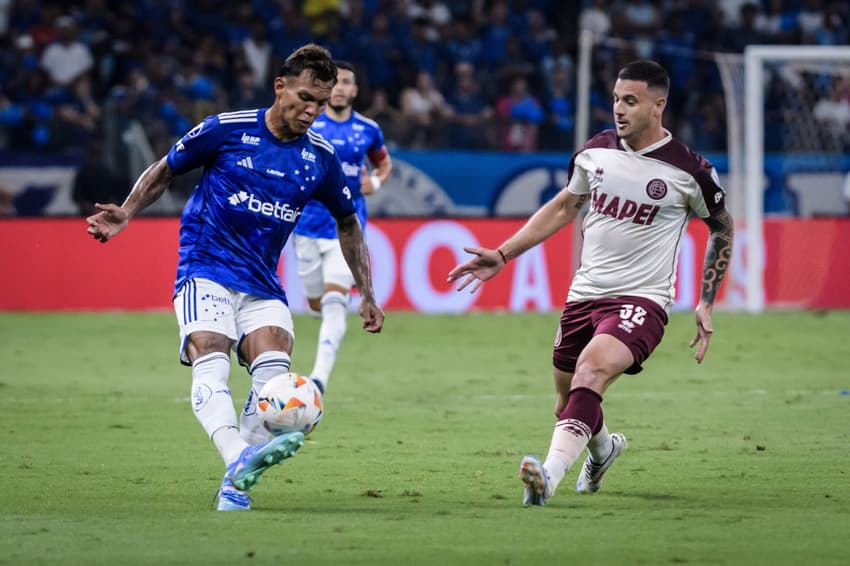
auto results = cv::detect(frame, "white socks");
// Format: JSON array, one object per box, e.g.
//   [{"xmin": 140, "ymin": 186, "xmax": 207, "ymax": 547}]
[
  {"xmin": 587, "ymin": 421, "xmax": 613, "ymax": 463},
  {"xmin": 239, "ymin": 350, "xmax": 291, "ymax": 445},
  {"xmin": 190, "ymin": 352, "xmax": 247, "ymax": 464},
  {"xmin": 542, "ymin": 418, "xmax": 592, "ymax": 497},
  {"xmin": 310, "ymin": 291, "xmax": 348, "ymax": 390}
]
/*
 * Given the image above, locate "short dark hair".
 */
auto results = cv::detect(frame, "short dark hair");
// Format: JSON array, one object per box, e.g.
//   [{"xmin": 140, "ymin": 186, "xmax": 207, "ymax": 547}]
[
  {"xmin": 617, "ymin": 60, "xmax": 669, "ymax": 93},
  {"xmin": 334, "ymin": 60, "xmax": 355, "ymax": 74},
  {"xmin": 276, "ymin": 44, "xmax": 337, "ymax": 84}
]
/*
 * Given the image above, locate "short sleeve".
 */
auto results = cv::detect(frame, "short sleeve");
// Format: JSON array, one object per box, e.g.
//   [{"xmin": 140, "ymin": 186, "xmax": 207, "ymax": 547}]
[
  {"xmin": 690, "ymin": 162, "xmax": 726, "ymax": 217},
  {"xmin": 313, "ymin": 154, "xmax": 357, "ymax": 219},
  {"xmin": 366, "ymin": 125, "xmax": 388, "ymax": 165},
  {"xmin": 166, "ymin": 115, "xmax": 227, "ymax": 175},
  {"xmin": 566, "ymin": 151, "xmax": 592, "ymax": 195}
]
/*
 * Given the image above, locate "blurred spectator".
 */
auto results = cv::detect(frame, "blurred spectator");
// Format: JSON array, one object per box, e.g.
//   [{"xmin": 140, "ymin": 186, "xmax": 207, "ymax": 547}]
[
  {"xmin": 40, "ymin": 16, "xmax": 93, "ymax": 86},
  {"xmin": 72, "ymin": 139, "xmax": 129, "ymax": 216},
  {"xmin": 798, "ymin": 0, "xmax": 825, "ymax": 44},
  {"xmin": 356, "ymin": 12, "xmax": 405, "ymax": 100},
  {"xmin": 479, "ymin": 0, "xmax": 513, "ymax": 72},
  {"xmin": 443, "ymin": 17, "xmax": 483, "ymax": 69},
  {"xmin": 52, "ymin": 75, "xmax": 101, "ymax": 150},
  {"xmin": 522, "ymin": 9, "xmax": 556, "ymax": 63},
  {"xmin": 304, "ymin": 0, "xmax": 340, "ymax": 36},
  {"xmin": 540, "ymin": 38, "xmax": 574, "ymax": 96},
  {"xmin": 612, "ymin": 0, "xmax": 660, "ymax": 59},
  {"xmin": 813, "ymin": 5, "xmax": 848, "ymax": 45},
  {"xmin": 407, "ymin": 0, "xmax": 452, "ymax": 40},
  {"xmin": 364, "ymin": 88, "xmax": 406, "ymax": 147},
  {"xmin": 231, "ymin": 69, "xmax": 270, "ymax": 110},
  {"xmin": 405, "ymin": 17, "xmax": 441, "ymax": 81},
  {"xmin": 242, "ymin": 22, "xmax": 272, "ymax": 89},
  {"xmin": 496, "ymin": 75, "xmax": 543, "ymax": 152},
  {"xmin": 400, "ymin": 70, "xmax": 450, "ymax": 148},
  {"xmin": 540, "ymin": 66, "xmax": 574, "ymax": 151},
  {"xmin": 813, "ymin": 79, "xmax": 850, "ymax": 149},
  {"xmin": 446, "ymin": 62, "xmax": 493, "ymax": 149},
  {"xmin": 718, "ymin": 2, "xmax": 766, "ymax": 53},
  {"xmin": 689, "ymin": 92, "xmax": 727, "ymax": 151},
  {"xmin": 654, "ymin": 10, "xmax": 697, "ymax": 124},
  {"xmin": 755, "ymin": 0, "xmax": 799, "ymax": 43}
]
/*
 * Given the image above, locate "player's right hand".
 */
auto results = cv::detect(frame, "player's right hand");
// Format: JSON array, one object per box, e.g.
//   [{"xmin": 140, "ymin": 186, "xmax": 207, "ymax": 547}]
[
  {"xmin": 447, "ymin": 247, "xmax": 505, "ymax": 293},
  {"xmin": 359, "ymin": 299, "xmax": 384, "ymax": 333},
  {"xmin": 86, "ymin": 203, "xmax": 130, "ymax": 243}
]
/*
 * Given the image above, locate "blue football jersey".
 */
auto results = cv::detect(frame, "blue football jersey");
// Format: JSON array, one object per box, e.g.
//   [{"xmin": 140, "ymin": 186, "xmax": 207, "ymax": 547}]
[
  {"xmin": 166, "ymin": 108, "xmax": 355, "ymax": 303},
  {"xmin": 293, "ymin": 111, "xmax": 387, "ymax": 239}
]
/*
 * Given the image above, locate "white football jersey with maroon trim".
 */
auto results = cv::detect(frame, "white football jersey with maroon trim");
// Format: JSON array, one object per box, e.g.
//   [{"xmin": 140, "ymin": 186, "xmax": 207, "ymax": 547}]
[{"xmin": 565, "ymin": 129, "xmax": 726, "ymax": 311}]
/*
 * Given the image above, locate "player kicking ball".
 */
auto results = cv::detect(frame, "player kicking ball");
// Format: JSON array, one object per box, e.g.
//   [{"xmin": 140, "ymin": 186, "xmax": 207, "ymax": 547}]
[
  {"xmin": 449, "ymin": 60, "xmax": 733, "ymax": 506},
  {"xmin": 86, "ymin": 45, "xmax": 383, "ymax": 511}
]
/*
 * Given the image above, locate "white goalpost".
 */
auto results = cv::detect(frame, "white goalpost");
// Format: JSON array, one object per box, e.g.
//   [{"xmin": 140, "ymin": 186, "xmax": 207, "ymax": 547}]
[{"xmin": 739, "ymin": 46, "xmax": 850, "ymax": 312}]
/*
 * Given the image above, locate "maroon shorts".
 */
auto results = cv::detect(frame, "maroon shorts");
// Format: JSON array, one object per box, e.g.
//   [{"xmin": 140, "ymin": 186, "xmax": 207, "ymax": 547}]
[{"xmin": 553, "ymin": 296, "xmax": 668, "ymax": 375}]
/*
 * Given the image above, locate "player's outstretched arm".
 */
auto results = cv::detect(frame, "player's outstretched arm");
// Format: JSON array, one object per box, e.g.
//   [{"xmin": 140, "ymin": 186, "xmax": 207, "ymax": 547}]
[
  {"xmin": 690, "ymin": 208, "xmax": 734, "ymax": 363},
  {"xmin": 448, "ymin": 189, "xmax": 588, "ymax": 293},
  {"xmin": 86, "ymin": 157, "xmax": 174, "ymax": 243},
  {"xmin": 337, "ymin": 212, "xmax": 384, "ymax": 333}
]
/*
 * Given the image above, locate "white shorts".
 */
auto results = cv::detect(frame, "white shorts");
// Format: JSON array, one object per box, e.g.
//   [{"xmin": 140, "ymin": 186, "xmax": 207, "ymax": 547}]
[
  {"xmin": 294, "ymin": 234, "xmax": 355, "ymax": 299},
  {"xmin": 173, "ymin": 277, "xmax": 295, "ymax": 365}
]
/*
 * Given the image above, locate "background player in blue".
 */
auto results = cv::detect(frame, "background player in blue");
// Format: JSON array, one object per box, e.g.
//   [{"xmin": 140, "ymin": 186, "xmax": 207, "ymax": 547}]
[
  {"xmin": 293, "ymin": 60, "xmax": 392, "ymax": 394},
  {"xmin": 85, "ymin": 45, "xmax": 384, "ymax": 511}
]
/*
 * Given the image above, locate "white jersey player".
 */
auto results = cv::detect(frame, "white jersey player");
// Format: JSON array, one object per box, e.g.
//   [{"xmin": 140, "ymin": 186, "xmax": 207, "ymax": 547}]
[{"xmin": 448, "ymin": 60, "xmax": 734, "ymax": 506}]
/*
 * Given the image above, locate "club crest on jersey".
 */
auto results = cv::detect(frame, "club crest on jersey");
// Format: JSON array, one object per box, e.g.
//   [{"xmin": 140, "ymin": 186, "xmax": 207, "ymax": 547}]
[{"xmin": 646, "ymin": 178, "xmax": 668, "ymax": 200}]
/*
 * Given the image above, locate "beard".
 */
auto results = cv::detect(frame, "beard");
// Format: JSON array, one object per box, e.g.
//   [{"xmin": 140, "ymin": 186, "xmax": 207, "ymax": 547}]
[{"xmin": 330, "ymin": 96, "xmax": 355, "ymax": 114}]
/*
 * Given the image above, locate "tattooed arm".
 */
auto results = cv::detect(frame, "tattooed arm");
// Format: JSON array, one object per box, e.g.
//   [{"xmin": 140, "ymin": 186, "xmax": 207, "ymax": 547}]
[
  {"xmin": 337, "ymin": 213, "xmax": 384, "ymax": 333},
  {"xmin": 690, "ymin": 208, "xmax": 734, "ymax": 363},
  {"xmin": 448, "ymin": 188, "xmax": 590, "ymax": 293}
]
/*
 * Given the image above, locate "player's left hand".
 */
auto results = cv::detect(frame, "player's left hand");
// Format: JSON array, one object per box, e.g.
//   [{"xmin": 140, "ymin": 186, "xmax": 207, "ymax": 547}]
[
  {"xmin": 689, "ymin": 301, "xmax": 713, "ymax": 364},
  {"xmin": 360, "ymin": 165, "xmax": 377, "ymax": 195},
  {"xmin": 359, "ymin": 299, "xmax": 384, "ymax": 333}
]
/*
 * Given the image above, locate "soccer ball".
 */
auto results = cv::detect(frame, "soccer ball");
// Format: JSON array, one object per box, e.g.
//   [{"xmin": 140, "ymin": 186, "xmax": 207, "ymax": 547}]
[{"xmin": 257, "ymin": 373, "xmax": 323, "ymax": 436}]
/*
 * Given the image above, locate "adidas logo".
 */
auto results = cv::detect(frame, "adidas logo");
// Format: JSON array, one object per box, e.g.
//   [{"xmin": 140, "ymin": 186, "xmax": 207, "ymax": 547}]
[
  {"xmin": 301, "ymin": 148, "xmax": 316, "ymax": 163},
  {"xmin": 237, "ymin": 156, "xmax": 254, "ymax": 169},
  {"xmin": 228, "ymin": 191, "xmax": 249, "ymax": 206}
]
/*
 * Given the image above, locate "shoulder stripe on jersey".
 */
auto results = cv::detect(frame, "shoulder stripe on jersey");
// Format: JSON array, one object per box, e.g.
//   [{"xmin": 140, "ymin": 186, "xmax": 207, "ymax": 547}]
[
  {"xmin": 353, "ymin": 111, "xmax": 379, "ymax": 128},
  {"xmin": 307, "ymin": 130, "xmax": 335, "ymax": 154},
  {"xmin": 219, "ymin": 109, "xmax": 258, "ymax": 118},
  {"xmin": 219, "ymin": 118, "xmax": 257, "ymax": 124}
]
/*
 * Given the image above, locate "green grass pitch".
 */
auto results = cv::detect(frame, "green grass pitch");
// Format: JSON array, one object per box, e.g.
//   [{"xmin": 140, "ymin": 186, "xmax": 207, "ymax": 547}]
[{"xmin": 1, "ymin": 310, "xmax": 849, "ymax": 565}]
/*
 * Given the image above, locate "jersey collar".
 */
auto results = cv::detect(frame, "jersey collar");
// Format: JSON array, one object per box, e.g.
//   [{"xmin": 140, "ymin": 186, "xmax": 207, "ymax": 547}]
[{"xmin": 619, "ymin": 128, "xmax": 673, "ymax": 155}]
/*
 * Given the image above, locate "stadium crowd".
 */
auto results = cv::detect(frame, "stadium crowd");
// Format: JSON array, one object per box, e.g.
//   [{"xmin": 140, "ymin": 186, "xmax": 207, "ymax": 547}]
[{"xmin": 0, "ymin": 1, "xmax": 848, "ymax": 184}]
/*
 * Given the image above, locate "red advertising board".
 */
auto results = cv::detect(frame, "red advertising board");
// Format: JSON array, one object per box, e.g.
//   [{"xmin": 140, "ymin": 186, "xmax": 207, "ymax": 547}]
[{"xmin": 1, "ymin": 218, "xmax": 848, "ymax": 311}]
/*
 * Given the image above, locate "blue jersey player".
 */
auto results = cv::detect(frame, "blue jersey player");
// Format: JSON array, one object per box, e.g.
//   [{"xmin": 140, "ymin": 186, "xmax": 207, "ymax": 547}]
[
  {"xmin": 292, "ymin": 61, "xmax": 392, "ymax": 394},
  {"xmin": 86, "ymin": 45, "xmax": 384, "ymax": 512}
]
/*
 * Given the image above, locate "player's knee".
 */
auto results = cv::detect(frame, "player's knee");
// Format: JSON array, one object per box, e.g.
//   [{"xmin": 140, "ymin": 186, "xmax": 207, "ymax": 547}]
[
  {"xmin": 571, "ymin": 360, "xmax": 613, "ymax": 391},
  {"xmin": 321, "ymin": 290, "xmax": 348, "ymax": 309},
  {"xmin": 186, "ymin": 331, "xmax": 231, "ymax": 362}
]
